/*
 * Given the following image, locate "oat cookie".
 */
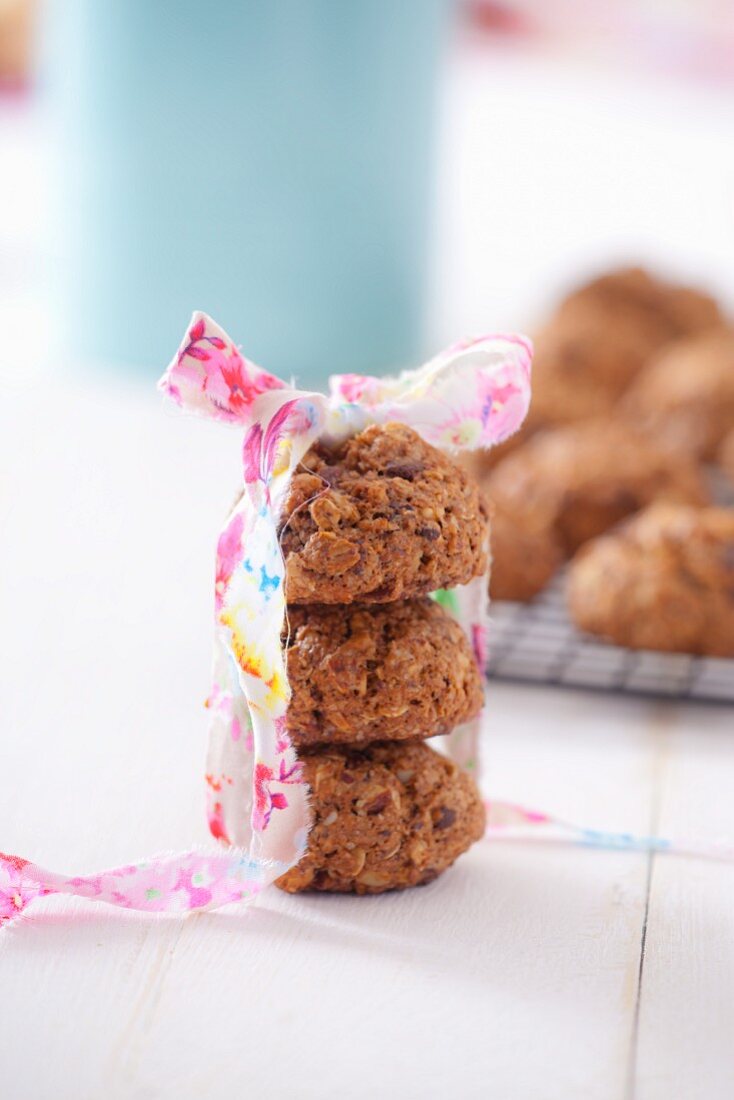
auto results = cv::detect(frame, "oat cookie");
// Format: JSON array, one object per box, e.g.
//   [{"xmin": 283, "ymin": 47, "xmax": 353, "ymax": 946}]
[
  {"xmin": 284, "ymin": 599, "xmax": 484, "ymax": 747},
  {"xmin": 561, "ymin": 266, "xmax": 723, "ymax": 344},
  {"xmin": 529, "ymin": 299, "xmax": 660, "ymax": 429},
  {"xmin": 486, "ymin": 420, "xmax": 709, "ymax": 556},
  {"xmin": 280, "ymin": 423, "xmax": 490, "ymax": 604},
  {"xmin": 276, "ymin": 741, "xmax": 486, "ymax": 894},
  {"xmin": 567, "ymin": 503, "xmax": 734, "ymax": 656},
  {"xmin": 489, "ymin": 503, "xmax": 563, "ymax": 602},
  {"xmin": 623, "ymin": 331, "xmax": 734, "ymax": 461},
  {"xmin": 720, "ymin": 428, "xmax": 734, "ymax": 484}
]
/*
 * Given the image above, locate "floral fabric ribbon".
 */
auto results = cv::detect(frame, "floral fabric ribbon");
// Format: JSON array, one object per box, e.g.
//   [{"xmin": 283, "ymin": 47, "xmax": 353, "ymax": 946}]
[
  {"xmin": 1, "ymin": 314, "xmax": 533, "ymax": 924},
  {"xmin": 6, "ymin": 316, "xmax": 725, "ymax": 927}
]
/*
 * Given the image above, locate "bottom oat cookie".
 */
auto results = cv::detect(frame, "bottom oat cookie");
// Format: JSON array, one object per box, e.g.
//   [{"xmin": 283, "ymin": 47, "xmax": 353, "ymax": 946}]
[
  {"xmin": 276, "ymin": 741, "xmax": 486, "ymax": 895},
  {"xmin": 567, "ymin": 503, "xmax": 734, "ymax": 656}
]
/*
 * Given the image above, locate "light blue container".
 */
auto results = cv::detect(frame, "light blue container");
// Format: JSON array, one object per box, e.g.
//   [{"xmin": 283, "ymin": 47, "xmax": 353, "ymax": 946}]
[{"xmin": 47, "ymin": 1, "xmax": 450, "ymax": 384}]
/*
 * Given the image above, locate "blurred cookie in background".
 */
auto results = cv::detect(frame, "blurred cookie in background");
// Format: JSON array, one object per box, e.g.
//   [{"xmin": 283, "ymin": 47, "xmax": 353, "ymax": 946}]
[
  {"xmin": 528, "ymin": 266, "xmax": 724, "ymax": 436},
  {"xmin": 560, "ymin": 266, "xmax": 724, "ymax": 346},
  {"xmin": 461, "ymin": 264, "xmax": 726, "ymax": 607},
  {"xmin": 567, "ymin": 503, "xmax": 734, "ymax": 656},
  {"xmin": 486, "ymin": 420, "xmax": 710, "ymax": 557},
  {"xmin": 530, "ymin": 297, "xmax": 661, "ymax": 428},
  {"xmin": 719, "ymin": 427, "xmax": 734, "ymax": 486},
  {"xmin": 461, "ymin": 426, "xmax": 533, "ymax": 479},
  {"xmin": 489, "ymin": 502, "xmax": 563, "ymax": 602},
  {"xmin": 281, "ymin": 423, "xmax": 490, "ymax": 605},
  {"xmin": 0, "ymin": 0, "xmax": 35, "ymax": 88},
  {"xmin": 622, "ymin": 330, "xmax": 734, "ymax": 463}
]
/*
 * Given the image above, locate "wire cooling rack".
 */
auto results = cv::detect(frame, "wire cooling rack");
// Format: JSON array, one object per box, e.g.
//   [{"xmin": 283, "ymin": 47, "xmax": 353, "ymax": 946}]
[
  {"xmin": 488, "ymin": 572, "xmax": 734, "ymax": 704},
  {"xmin": 489, "ymin": 472, "xmax": 734, "ymax": 703}
]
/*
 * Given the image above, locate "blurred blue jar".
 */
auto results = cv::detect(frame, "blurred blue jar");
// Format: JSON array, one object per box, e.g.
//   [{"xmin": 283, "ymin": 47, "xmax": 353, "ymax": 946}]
[{"xmin": 47, "ymin": 1, "xmax": 451, "ymax": 384}]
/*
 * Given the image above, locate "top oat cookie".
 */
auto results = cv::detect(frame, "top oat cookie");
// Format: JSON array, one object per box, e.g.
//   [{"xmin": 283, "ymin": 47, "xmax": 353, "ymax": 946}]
[{"xmin": 279, "ymin": 423, "xmax": 490, "ymax": 604}]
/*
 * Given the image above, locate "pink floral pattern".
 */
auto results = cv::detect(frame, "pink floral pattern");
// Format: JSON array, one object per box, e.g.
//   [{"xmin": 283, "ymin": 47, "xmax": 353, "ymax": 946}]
[
  {"xmin": 160, "ymin": 313, "xmax": 286, "ymax": 423},
  {"xmin": 1, "ymin": 850, "xmax": 264, "ymax": 923},
  {"xmin": 215, "ymin": 512, "xmax": 245, "ymax": 611},
  {"xmin": 253, "ymin": 758, "xmax": 302, "ymax": 831},
  {"xmin": 329, "ymin": 333, "xmax": 533, "ymax": 450}
]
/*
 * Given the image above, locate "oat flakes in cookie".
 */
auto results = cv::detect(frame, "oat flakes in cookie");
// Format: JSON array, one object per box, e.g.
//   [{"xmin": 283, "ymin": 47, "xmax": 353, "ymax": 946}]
[
  {"xmin": 285, "ymin": 598, "xmax": 484, "ymax": 747},
  {"xmin": 275, "ymin": 741, "xmax": 486, "ymax": 895},
  {"xmin": 279, "ymin": 423, "xmax": 490, "ymax": 604}
]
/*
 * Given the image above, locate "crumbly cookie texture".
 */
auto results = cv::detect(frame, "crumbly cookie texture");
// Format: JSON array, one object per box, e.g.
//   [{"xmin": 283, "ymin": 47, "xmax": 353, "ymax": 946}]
[
  {"xmin": 285, "ymin": 599, "xmax": 483, "ymax": 747},
  {"xmin": 275, "ymin": 741, "xmax": 486, "ymax": 895},
  {"xmin": 567, "ymin": 503, "xmax": 734, "ymax": 656},
  {"xmin": 561, "ymin": 266, "xmax": 723, "ymax": 344},
  {"xmin": 279, "ymin": 423, "xmax": 490, "ymax": 604},
  {"xmin": 486, "ymin": 420, "xmax": 709, "ymax": 557},
  {"xmin": 489, "ymin": 502, "xmax": 563, "ymax": 602},
  {"xmin": 622, "ymin": 330, "xmax": 734, "ymax": 461}
]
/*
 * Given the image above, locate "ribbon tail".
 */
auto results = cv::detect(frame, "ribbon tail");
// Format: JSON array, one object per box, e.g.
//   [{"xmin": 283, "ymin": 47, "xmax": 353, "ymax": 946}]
[
  {"xmin": 484, "ymin": 801, "xmax": 734, "ymax": 862},
  {"xmin": 1, "ymin": 848, "xmax": 267, "ymax": 926}
]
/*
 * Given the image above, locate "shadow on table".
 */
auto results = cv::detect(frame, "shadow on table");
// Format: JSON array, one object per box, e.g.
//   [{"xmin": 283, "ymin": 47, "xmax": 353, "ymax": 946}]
[{"xmin": 7, "ymin": 841, "xmax": 709, "ymax": 1002}]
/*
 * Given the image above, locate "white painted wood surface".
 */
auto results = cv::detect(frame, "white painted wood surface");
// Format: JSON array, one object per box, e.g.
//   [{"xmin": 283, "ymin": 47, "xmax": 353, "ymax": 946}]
[{"xmin": 2, "ymin": 376, "xmax": 734, "ymax": 1100}]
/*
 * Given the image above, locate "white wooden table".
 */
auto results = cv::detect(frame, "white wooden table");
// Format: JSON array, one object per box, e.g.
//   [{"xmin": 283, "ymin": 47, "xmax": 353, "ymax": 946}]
[{"xmin": 2, "ymin": 374, "xmax": 734, "ymax": 1100}]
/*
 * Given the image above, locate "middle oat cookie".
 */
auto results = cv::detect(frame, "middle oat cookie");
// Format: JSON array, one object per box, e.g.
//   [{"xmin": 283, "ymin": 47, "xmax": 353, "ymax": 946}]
[{"xmin": 284, "ymin": 597, "xmax": 484, "ymax": 748}]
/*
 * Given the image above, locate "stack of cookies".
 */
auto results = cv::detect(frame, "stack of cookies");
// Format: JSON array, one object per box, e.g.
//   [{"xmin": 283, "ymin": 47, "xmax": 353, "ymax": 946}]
[{"xmin": 274, "ymin": 422, "xmax": 489, "ymax": 895}]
